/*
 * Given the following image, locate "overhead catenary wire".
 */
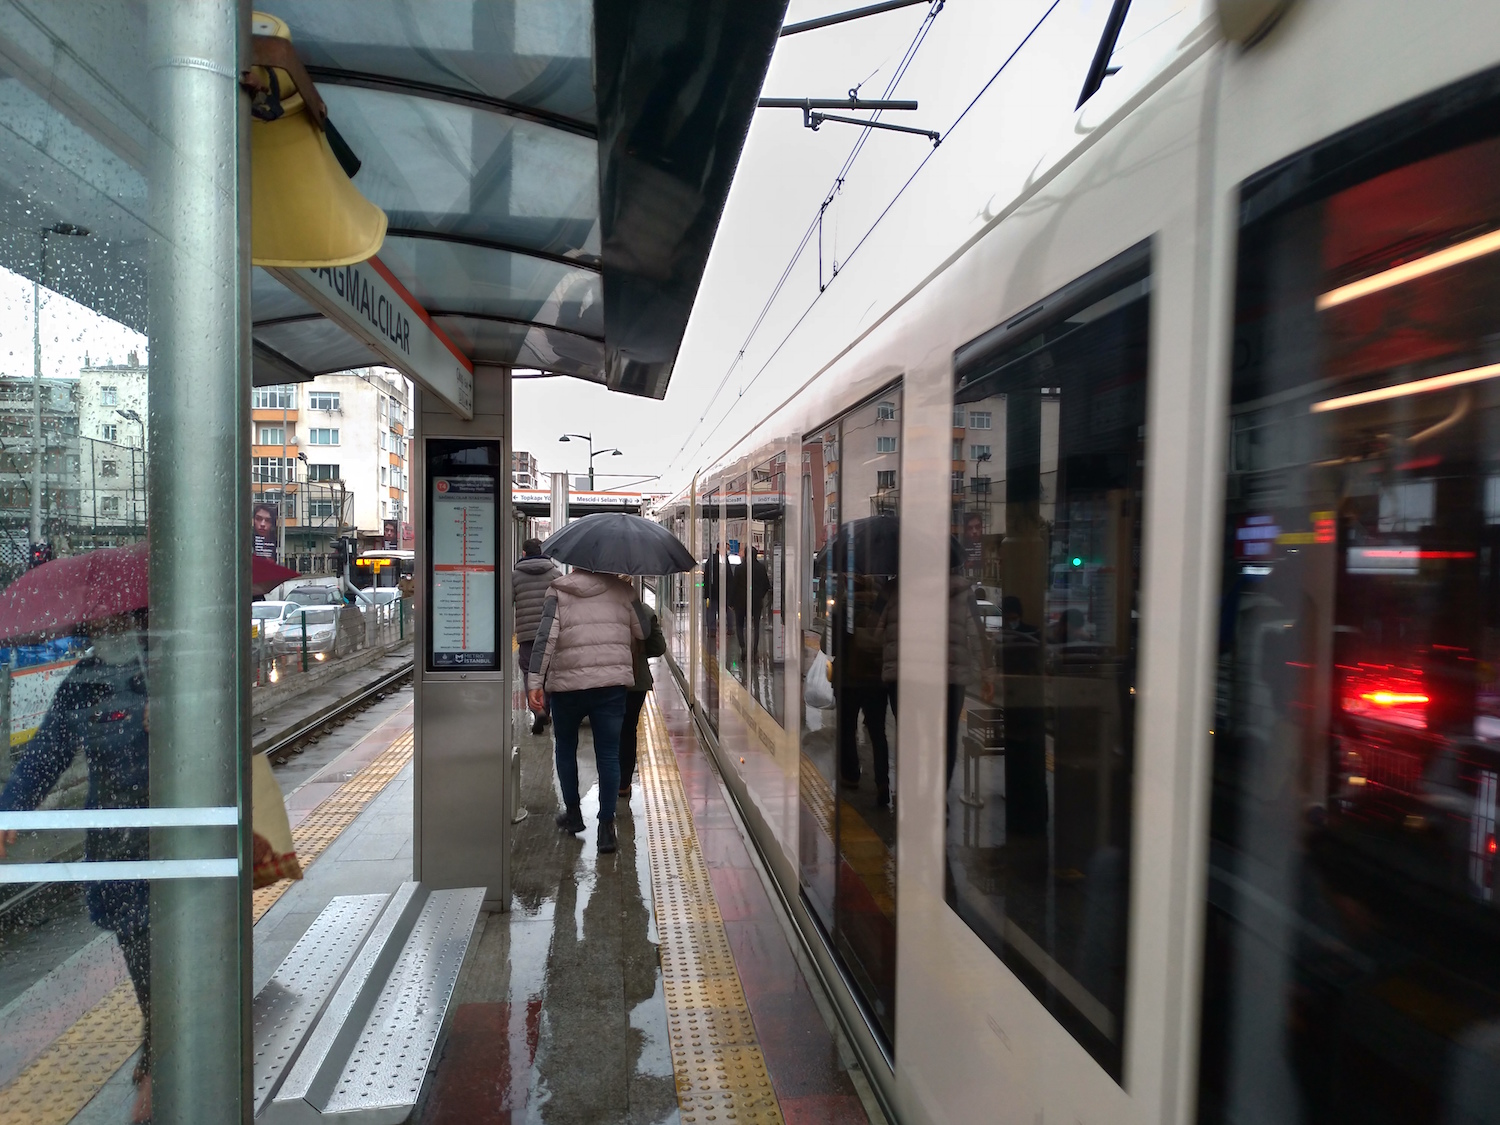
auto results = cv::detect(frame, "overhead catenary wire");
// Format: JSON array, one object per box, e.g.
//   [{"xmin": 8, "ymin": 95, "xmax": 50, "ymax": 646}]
[
  {"xmin": 666, "ymin": 0, "xmax": 945, "ymax": 474},
  {"xmin": 670, "ymin": 0, "xmax": 1063, "ymax": 473}
]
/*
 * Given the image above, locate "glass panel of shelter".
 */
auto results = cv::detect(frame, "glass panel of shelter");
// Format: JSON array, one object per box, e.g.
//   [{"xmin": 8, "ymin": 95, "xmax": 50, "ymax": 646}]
[
  {"xmin": 798, "ymin": 388, "xmax": 901, "ymax": 1048},
  {"xmin": 946, "ymin": 246, "xmax": 1149, "ymax": 1081}
]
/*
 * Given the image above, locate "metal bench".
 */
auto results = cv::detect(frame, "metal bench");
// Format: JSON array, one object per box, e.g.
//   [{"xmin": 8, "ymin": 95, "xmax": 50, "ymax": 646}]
[{"xmin": 252, "ymin": 881, "xmax": 484, "ymax": 1123}]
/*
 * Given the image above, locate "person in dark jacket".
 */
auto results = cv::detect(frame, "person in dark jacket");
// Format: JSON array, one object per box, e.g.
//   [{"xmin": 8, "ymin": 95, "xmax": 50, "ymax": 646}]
[
  {"xmin": 513, "ymin": 538, "xmax": 562, "ymax": 734},
  {"xmin": 0, "ymin": 612, "xmax": 152, "ymax": 1120},
  {"xmin": 618, "ymin": 590, "xmax": 667, "ymax": 802}
]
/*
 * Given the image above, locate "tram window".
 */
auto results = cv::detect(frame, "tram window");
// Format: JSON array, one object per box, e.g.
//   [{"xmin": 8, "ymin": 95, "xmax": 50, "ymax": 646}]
[
  {"xmin": 1200, "ymin": 93, "xmax": 1500, "ymax": 1125},
  {"xmin": 749, "ymin": 453, "xmax": 787, "ymax": 725},
  {"xmin": 798, "ymin": 390, "xmax": 902, "ymax": 1048},
  {"xmin": 726, "ymin": 471, "xmax": 750, "ymax": 688},
  {"xmin": 700, "ymin": 489, "xmax": 721, "ymax": 733},
  {"xmin": 948, "ymin": 245, "xmax": 1149, "ymax": 1080}
]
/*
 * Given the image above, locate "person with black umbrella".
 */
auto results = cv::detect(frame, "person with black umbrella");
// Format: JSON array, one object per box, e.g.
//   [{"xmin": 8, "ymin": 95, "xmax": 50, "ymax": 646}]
[{"xmin": 527, "ymin": 568, "xmax": 648, "ymax": 854}]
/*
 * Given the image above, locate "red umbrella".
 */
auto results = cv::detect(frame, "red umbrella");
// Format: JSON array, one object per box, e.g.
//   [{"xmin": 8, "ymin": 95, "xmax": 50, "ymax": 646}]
[
  {"xmin": 252, "ymin": 555, "xmax": 300, "ymax": 596},
  {"xmin": 0, "ymin": 544, "xmax": 304, "ymax": 641},
  {"xmin": 0, "ymin": 541, "xmax": 148, "ymax": 641}
]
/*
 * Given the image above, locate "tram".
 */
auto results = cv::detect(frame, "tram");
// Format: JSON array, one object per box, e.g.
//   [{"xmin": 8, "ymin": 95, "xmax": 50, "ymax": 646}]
[{"xmin": 653, "ymin": 3, "xmax": 1500, "ymax": 1123}]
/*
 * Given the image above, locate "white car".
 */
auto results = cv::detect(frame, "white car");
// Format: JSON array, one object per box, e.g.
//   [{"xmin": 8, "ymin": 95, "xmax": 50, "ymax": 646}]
[
  {"xmin": 251, "ymin": 600, "xmax": 299, "ymax": 644},
  {"xmin": 354, "ymin": 587, "xmax": 400, "ymax": 608},
  {"xmin": 273, "ymin": 605, "xmax": 343, "ymax": 660}
]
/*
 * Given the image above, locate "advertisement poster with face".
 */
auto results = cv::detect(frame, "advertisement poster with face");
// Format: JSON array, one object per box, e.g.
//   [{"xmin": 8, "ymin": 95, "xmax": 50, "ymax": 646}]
[{"xmin": 253, "ymin": 501, "xmax": 279, "ymax": 560}]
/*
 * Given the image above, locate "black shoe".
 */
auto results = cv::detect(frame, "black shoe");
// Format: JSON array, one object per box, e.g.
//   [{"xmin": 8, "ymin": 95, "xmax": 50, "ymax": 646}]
[
  {"xmin": 598, "ymin": 819, "xmax": 617, "ymax": 854},
  {"xmin": 876, "ymin": 788, "xmax": 891, "ymax": 809},
  {"xmin": 555, "ymin": 806, "xmax": 585, "ymax": 833},
  {"xmin": 530, "ymin": 713, "xmax": 545, "ymax": 735},
  {"xmin": 617, "ymin": 784, "xmax": 632, "ymax": 801}
]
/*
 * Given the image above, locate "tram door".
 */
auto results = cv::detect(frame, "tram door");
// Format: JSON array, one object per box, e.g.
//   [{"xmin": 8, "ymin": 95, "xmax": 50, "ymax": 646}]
[{"xmin": 799, "ymin": 387, "xmax": 902, "ymax": 1047}]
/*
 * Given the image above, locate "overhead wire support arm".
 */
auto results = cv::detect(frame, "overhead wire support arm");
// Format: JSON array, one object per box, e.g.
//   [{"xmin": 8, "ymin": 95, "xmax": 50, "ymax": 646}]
[
  {"xmin": 810, "ymin": 111, "xmax": 940, "ymax": 145},
  {"xmin": 779, "ymin": 0, "xmax": 937, "ymax": 37},
  {"xmin": 757, "ymin": 97, "xmax": 918, "ymax": 111},
  {"xmin": 758, "ymin": 96, "xmax": 940, "ymax": 144}
]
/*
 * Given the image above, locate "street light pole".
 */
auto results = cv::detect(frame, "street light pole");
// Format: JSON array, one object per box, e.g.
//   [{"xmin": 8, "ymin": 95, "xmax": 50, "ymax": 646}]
[{"xmin": 559, "ymin": 432, "xmax": 623, "ymax": 492}]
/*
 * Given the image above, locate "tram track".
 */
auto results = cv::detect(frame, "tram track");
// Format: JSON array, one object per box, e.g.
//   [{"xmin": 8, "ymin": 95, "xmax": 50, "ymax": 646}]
[{"xmin": 259, "ymin": 659, "xmax": 414, "ymax": 764}]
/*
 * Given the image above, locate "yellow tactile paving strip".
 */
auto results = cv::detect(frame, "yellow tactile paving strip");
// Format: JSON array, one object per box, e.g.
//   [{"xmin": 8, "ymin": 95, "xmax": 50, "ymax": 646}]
[
  {"xmin": 0, "ymin": 728, "xmax": 415, "ymax": 1125},
  {"xmin": 640, "ymin": 695, "xmax": 784, "ymax": 1125}
]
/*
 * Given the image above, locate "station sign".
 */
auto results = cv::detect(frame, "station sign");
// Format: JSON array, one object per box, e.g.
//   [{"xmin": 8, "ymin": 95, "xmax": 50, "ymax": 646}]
[
  {"xmin": 513, "ymin": 489, "xmax": 644, "ymax": 508},
  {"xmin": 270, "ymin": 256, "xmax": 475, "ymax": 420}
]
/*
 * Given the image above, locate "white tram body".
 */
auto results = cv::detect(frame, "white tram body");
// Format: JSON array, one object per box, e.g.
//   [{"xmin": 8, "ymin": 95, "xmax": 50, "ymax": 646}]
[{"xmin": 653, "ymin": 3, "xmax": 1500, "ymax": 1122}]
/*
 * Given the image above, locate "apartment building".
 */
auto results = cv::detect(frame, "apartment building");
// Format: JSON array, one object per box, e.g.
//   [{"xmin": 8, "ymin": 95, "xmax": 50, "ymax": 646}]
[
  {"xmin": 512, "ymin": 450, "xmax": 540, "ymax": 488},
  {"xmin": 250, "ymin": 367, "xmax": 412, "ymax": 568},
  {"xmin": 78, "ymin": 355, "xmax": 148, "ymax": 538}
]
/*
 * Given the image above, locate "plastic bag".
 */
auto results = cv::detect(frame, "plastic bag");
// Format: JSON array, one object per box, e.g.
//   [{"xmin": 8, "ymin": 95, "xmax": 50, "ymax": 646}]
[
  {"xmin": 252, "ymin": 752, "xmax": 302, "ymax": 888},
  {"xmin": 804, "ymin": 650, "xmax": 835, "ymax": 710}
]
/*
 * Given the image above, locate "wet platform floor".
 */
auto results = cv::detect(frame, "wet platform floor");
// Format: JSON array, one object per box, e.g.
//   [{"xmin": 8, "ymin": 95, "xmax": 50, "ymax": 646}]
[{"xmin": 415, "ymin": 666, "xmax": 876, "ymax": 1124}]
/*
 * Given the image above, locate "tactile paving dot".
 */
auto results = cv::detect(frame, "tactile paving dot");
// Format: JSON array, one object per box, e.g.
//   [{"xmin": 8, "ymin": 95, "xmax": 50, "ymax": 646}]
[{"xmin": 640, "ymin": 697, "xmax": 785, "ymax": 1124}]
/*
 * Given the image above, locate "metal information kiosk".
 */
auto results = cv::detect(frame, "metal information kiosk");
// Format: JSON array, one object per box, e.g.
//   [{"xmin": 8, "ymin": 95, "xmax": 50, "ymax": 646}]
[{"xmin": 414, "ymin": 398, "xmax": 512, "ymax": 906}]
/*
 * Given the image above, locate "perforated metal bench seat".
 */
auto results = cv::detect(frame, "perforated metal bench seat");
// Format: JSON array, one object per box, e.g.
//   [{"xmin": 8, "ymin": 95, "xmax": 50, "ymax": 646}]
[{"xmin": 252, "ymin": 881, "xmax": 484, "ymax": 1123}]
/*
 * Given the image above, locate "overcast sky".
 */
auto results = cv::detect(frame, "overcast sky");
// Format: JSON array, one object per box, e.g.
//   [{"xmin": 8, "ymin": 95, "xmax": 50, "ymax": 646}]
[{"xmin": 513, "ymin": 0, "xmax": 1189, "ymax": 494}]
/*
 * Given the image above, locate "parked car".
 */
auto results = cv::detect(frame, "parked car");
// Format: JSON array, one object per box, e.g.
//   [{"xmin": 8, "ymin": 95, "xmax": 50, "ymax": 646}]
[
  {"xmin": 251, "ymin": 600, "xmax": 299, "ymax": 643},
  {"xmin": 273, "ymin": 605, "xmax": 344, "ymax": 661},
  {"xmin": 286, "ymin": 584, "xmax": 366, "ymax": 639},
  {"xmin": 285, "ymin": 584, "xmax": 347, "ymax": 607}
]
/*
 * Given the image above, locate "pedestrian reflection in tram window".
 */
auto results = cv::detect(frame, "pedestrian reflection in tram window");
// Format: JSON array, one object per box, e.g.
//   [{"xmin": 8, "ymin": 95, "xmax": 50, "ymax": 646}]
[
  {"xmin": 797, "ymin": 390, "xmax": 901, "ymax": 1048},
  {"xmin": 945, "ymin": 245, "xmax": 1149, "ymax": 1080}
]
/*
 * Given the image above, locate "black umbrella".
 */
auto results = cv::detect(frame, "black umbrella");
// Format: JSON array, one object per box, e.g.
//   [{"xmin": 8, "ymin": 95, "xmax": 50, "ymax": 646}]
[
  {"xmin": 823, "ymin": 515, "xmax": 901, "ymax": 576},
  {"xmin": 541, "ymin": 513, "xmax": 697, "ymax": 575}
]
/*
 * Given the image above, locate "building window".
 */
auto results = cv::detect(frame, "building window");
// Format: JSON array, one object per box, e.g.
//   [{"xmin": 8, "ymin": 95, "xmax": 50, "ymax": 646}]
[
  {"xmin": 952, "ymin": 439, "xmax": 963, "ymax": 460},
  {"xmin": 379, "ymin": 466, "xmax": 388, "ymax": 485},
  {"xmin": 307, "ymin": 391, "xmax": 339, "ymax": 411},
  {"xmin": 876, "ymin": 469, "xmax": 897, "ymax": 490},
  {"xmin": 953, "ymin": 405, "xmax": 966, "ymax": 427},
  {"xmin": 100, "ymin": 495, "xmax": 119, "ymax": 516},
  {"xmin": 100, "ymin": 459, "xmax": 119, "ymax": 479},
  {"xmin": 252, "ymin": 385, "xmax": 296, "ymax": 410},
  {"xmin": 100, "ymin": 424, "xmax": 118, "ymax": 442},
  {"xmin": 876, "ymin": 400, "xmax": 896, "ymax": 421},
  {"xmin": 306, "ymin": 499, "xmax": 336, "ymax": 520},
  {"xmin": 969, "ymin": 443, "xmax": 991, "ymax": 460},
  {"xmin": 306, "ymin": 463, "xmax": 339, "ymax": 482},
  {"xmin": 968, "ymin": 410, "xmax": 991, "ymax": 430},
  {"xmin": 951, "ymin": 470, "xmax": 965, "ymax": 494},
  {"xmin": 969, "ymin": 476, "xmax": 991, "ymax": 493},
  {"xmin": 308, "ymin": 428, "xmax": 338, "ymax": 446},
  {"xmin": 101, "ymin": 385, "xmax": 117, "ymax": 406},
  {"xmin": 876, "ymin": 435, "xmax": 897, "ymax": 453},
  {"xmin": 258, "ymin": 426, "xmax": 284, "ymax": 446},
  {"xmin": 252, "ymin": 457, "xmax": 289, "ymax": 483}
]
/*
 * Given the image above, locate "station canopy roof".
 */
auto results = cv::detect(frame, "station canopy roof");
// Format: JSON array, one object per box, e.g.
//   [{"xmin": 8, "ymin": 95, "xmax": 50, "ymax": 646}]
[
  {"xmin": 0, "ymin": 1, "xmax": 784, "ymax": 401},
  {"xmin": 251, "ymin": 0, "xmax": 784, "ymax": 399}
]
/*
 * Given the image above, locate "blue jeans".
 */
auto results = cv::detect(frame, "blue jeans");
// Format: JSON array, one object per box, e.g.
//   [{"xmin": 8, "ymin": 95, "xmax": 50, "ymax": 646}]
[{"xmin": 551, "ymin": 685, "xmax": 627, "ymax": 822}]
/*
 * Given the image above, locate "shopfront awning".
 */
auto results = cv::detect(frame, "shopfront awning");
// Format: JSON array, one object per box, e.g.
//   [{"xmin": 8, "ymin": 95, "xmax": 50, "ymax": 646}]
[{"xmin": 249, "ymin": 0, "xmax": 786, "ymax": 402}]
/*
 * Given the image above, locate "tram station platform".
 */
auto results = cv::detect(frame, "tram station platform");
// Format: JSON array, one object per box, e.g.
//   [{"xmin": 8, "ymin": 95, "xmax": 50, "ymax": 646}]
[{"xmin": 0, "ymin": 667, "xmax": 880, "ymax": 1125}]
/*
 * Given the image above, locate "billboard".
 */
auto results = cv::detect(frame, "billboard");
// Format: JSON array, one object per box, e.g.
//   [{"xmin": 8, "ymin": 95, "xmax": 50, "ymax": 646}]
[{"xmin": 252, "ymin": 500, "xmax": 279, "ymax": 560}]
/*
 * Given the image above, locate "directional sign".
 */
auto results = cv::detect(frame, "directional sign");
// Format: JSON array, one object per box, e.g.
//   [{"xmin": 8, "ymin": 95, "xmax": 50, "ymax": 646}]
[{"xmin": 270, "ymin": 257, "xmax": 474, "ymax": 420}]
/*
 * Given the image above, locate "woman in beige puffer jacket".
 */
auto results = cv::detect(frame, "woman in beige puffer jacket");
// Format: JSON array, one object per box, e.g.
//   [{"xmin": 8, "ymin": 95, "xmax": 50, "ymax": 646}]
[{"xmin": 527, "ymin": 569, "xmax": 647, "ymax": 853}]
